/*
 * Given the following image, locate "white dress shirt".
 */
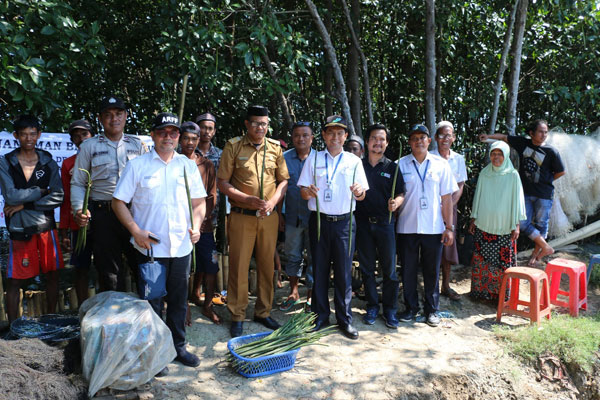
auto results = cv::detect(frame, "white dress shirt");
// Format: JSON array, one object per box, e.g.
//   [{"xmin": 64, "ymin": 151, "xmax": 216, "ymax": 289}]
[
  {"xmin": 113, "ymin": 150, "xmax": 207, "ymax": 258},
  {"xmin": 297, "ymin": 149, "xmax": 369, "ymax": 215},
  {"xmin": 430, "ymin": 149, "xmax": 467, "ymax": 184},
  {"xmin": 396, "ymin": 152, "xmax": 457, "ymax": 234}
]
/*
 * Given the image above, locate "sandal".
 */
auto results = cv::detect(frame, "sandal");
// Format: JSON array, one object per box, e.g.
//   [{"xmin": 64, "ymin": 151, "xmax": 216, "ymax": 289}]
[
  {"xmin": 441, "ymin": 288, "xmax": 461, "ymax": 301},
  {"xmin": 279, "ymin": 298, "xmax": 300, "ymax": 311},
  {"xmin": 212, "ymin": 293, "xmax": 226, "ymax": 306}
]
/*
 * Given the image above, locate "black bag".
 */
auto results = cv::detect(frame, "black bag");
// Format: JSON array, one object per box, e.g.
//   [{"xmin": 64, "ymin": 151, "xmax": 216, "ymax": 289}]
[{"xmin": 137, "ymin": 247, "xmax": 167, "ymax": 300}]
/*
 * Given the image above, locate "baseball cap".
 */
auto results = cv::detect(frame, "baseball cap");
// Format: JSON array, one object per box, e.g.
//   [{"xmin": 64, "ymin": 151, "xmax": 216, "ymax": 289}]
[
  {"xmin": 152, "ymin": 112, "xmax": 180, "ymax": 130},
  {"xmin": 99, "ymin": 96, "xmax": 126, "ymax": 113},
  {"xmin": 347, "ymin": 134, "xmax": 364, "ymax": 149},
  {"xmin": 195, "ymin": 112, "xmax": 217, "ymax": 124},
  {"xmin": 68, "ymin": 119, "xmax": 93, "ymax": 134},
  {"xmin": 180, "ymin": 121, "xmax": 200, "ymax": 135},
  {"xmin": 324, "ymin": 115, "xmax": 348, "ymax": 130},
  {"xmin": 408, "ymin": 124, "xmax": 430, "ymax": 137}
]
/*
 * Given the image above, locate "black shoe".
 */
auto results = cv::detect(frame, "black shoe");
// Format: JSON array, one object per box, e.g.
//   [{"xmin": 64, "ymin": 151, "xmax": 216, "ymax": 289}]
[
  {"xmin": 155, "ymin": 366, "xmax": 169, "ymax": 377},
  {"xmin": 339, "ymin": 323, "xmax": 359, "ymax": 340},
  {"xmin": 230, "ymin": 321, "xmax": 244, "ymax": 337},
  {"xmin": 175, "ymin": 350, "xmax": 200, "ymax": 368},
  {"xmin": 311, "ymin": 319, "xmax": 330, "ymax": 332},
  {"xmin": 253, "ymin": 316, "xmax": 280, "ymax": 330},
  {"xmin": 397, "ymin": 309, "xmax": 417, "ymax": 323}
]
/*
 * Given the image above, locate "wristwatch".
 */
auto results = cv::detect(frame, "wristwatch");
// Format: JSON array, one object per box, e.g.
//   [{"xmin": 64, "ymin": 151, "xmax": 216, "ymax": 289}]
[{"xmin": 445, "ymin": 224, "xmax": 455, "ymax": 231}]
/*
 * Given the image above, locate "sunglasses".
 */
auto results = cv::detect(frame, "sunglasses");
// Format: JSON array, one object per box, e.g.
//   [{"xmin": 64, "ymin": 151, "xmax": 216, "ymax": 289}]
[
  {"xmin": 154, "ymin": 130, "xmax": 180, "ymax": 139},
  {"xmin": 409, "ymin": 124, "xmax": 429, "ymax": 134},
  {"xmin": 292, "ymin": 121, "xmax": 311, "ymax": 129}
]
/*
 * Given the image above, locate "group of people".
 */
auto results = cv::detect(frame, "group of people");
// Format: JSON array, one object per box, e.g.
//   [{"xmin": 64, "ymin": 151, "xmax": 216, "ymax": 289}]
[{"xmin": 0, "ymin": 95, "xmax": 565, "ymax": 371}]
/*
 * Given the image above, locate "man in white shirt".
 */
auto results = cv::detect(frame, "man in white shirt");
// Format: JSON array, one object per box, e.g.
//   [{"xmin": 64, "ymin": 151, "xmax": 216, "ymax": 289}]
[
  {"xmin": 396, "ymin": 124, "xmax": 457, "ymax": 327},
  {"xmin": 298, "ymin": 115, "xmax": 368, "ymax": 340},
  {"xmin": 112, "ymin": 112, "xmax": 206, "ymax": 369}
]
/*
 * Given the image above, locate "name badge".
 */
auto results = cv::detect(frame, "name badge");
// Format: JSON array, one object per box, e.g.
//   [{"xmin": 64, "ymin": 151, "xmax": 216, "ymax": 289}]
[
  {"xmin": 323, "ymin": 188, "xmax": 333, "ymax": 202},
  {"xmin": 419, "ymin": 196, "xmax": 428, "ymax": 209}
]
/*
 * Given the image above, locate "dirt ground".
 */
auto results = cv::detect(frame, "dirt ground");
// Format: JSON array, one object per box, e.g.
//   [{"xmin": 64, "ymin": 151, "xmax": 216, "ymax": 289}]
[{"xmin": 144, "ymin": 250, "xmax": 599, "ymax": 400}]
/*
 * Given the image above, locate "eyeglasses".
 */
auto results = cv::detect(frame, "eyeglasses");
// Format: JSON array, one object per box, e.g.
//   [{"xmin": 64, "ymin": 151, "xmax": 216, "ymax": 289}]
[
  {"xmin": 250, "ymin": 121, "xmax": 268, "ymax": 129},
  {"xmin": 154, "ymin": 130, "xmax": 180, "ymax": 139},
  {"xmin": 436, "ymin": 134, "xmax": 454, "ymax": 139}
]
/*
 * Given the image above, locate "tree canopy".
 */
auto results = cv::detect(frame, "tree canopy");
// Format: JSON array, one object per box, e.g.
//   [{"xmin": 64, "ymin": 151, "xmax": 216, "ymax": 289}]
[{"xmin": 1, "ymin": 0, "xmax": 599, "ymax": 150}]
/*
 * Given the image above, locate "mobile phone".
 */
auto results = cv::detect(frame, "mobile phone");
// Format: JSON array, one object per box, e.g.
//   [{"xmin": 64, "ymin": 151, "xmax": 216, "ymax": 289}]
[{"xmin": 148, "ymin": 233, "xmax": 161, "ymax": 243}]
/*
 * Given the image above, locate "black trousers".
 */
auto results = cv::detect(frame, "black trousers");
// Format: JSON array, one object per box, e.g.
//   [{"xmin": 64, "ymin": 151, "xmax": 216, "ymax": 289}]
[
  {"xmin": 397, "ymin": 233, "xmax": 443, "ymax": 315},
  {"xmin": 89, "ymin": 201, "xmax": 138, "ymax": 292},
  {"xmin": 309, "ymin": 212, "xmax": 355, "ymax": 327},
  {"xmin": 137, "ymin": 252, "xmax": 191, "ymax": 353}
]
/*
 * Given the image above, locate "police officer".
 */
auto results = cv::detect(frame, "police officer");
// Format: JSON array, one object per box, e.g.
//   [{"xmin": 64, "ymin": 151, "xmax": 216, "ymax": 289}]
[
  {"xmin": 217, "ymin": 106, "xmax": 289, "ymax": 337},
  {"xmin": 71, "ymin": 95, "xmax": 146, "ymax": 292}
]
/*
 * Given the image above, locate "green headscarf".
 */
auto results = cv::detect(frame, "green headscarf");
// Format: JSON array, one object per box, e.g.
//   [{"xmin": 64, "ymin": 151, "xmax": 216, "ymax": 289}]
[{"xmin": 470, "ymin": 141, "xmax": 526, "ymax": 235}]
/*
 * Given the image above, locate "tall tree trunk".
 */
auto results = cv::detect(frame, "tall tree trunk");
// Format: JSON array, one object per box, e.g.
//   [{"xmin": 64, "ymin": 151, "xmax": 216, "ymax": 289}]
[
  {"xmin": 305, "ymin": 0, "xmax": 356, "ymax": 136},
  {"xmin": 323, "ymin": 0, "xmax": 334, "ymax": 117},
  {"xmin": 340, "ymin": 0, "xmax": 374, "ymax": 130},
  {"xmin": 435, "ymin": 25, "xmax": 443, "ymax": 122},
  {"xmin": 506, "ymin": 0, "xmax": 529, "ymax": 135},
  {"xmin": 489, "ymin": 0, "xmax": 520, "ymax": 135},
  {"xmin": 425, "ymin": 0, "xmax": 436, "ymax": 133},
  {"xmin": 259, "ymin": 45, "xmax": 294, "ymax": 132},
  {"xmin": 345, "ymin": 0, "xmax": 361, "ymax": 136}
]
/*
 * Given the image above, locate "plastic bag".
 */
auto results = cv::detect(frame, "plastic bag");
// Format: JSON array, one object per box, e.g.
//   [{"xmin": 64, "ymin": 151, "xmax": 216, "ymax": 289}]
[{"xmin": 79, "ymin": 291, "xmax": 176, "ymax": 397}]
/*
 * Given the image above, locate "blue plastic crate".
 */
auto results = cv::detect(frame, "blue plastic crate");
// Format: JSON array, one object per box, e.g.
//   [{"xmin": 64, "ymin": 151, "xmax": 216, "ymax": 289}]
[{"xmin": 227, "ymin": 331, "xmax": 300, "ymax": 378}]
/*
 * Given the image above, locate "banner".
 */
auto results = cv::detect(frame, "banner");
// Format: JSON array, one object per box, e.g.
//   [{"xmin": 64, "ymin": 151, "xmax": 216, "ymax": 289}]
[{"xmin": 0, "ymin": 131, "xmax": 154, "ymax": 227}]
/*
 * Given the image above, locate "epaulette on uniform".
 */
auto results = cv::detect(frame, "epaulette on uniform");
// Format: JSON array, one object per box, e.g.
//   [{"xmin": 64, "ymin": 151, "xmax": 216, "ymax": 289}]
[
  {"xmin": 123, "ymin": 134, "xmax": 141, "ymax": 143},
  {"xmin": 228, "ymin": 136, "xmax": 242, "ymax": 144},
  {"xmin": 266, "ymin": 137, "xmax": 281, "ymax": 146}
]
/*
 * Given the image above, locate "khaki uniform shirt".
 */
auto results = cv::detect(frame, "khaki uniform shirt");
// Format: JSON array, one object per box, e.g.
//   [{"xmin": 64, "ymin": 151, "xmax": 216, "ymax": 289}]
[
  {"xmin": 217, "ymin": 135, "xmax": 289, "ymax": 209},
  {"xmin": 71, "ymin": 133, "xmax": 147, "ymax": 211}
]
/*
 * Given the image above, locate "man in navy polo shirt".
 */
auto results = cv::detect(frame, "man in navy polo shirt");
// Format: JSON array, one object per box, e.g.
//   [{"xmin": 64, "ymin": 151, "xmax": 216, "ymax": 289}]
[{"xmin": 355, "ymin": 124, "xmax": 405, "ymax": 328}]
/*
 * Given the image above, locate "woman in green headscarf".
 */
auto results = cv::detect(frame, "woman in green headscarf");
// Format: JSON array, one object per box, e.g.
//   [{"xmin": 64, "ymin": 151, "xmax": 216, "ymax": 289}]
[{"xmin": 468, "ymin": 141, "xmax": 526, "ymax": 301}]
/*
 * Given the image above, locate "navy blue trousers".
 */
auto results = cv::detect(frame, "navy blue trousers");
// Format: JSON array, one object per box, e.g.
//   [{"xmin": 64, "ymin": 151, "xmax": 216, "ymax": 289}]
[
  {"xmin": 137, "ymin": 252, "xmax": 191, "ymax": 353},
  {"xmin": 397, "ymin": 234, "xmax": 442, "ymax": 315},
  {"xmin": 309, "ymin": 212, "xmax": 355, "ymax": 326},
  {"xmin": 356, "ymin": 218, "xmax": 399, "ymax": 314}
]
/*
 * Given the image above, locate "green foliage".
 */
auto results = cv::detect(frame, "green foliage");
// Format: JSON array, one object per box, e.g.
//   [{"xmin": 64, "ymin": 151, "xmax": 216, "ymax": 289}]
[{"xmin": 493, "ymin": 313, "xmax": 600, "ymax": 373}]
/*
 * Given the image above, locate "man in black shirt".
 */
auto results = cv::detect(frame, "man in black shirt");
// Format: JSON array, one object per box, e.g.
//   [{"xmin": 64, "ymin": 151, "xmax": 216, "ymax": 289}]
[
  {"xmin": 479, "ymin": 119, "xmax": 565, "ymax": 265},
  {"xmin": 355, "ymin": 124, "xmax": 405, "ymax": 328}
]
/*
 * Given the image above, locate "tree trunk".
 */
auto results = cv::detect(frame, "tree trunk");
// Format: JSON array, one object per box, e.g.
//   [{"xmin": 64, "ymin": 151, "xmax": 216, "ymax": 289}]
[
  {"xmin": 435, "ymin": 24, "xmax": 443, "ymax": 122},
  {"xmin": 323, "ymin": 0, "xmax": 334, "ymax": 117},
  {"xmin": 489, "ymin": 0, "xmax": 520, "ymax": 135},
  {"xmin": 345, "ymin": 0, "xmax": 361, "ymax": 136},
  {"xmin": 305, "ymin": 0, "xmax": 356, "ymax": 137},
  {"xmin": 340, "ymin": 0, "xmax": 374, "ymax": 130},
  {"xmin": 259, "ymin": 45, "xmax": 294, "ymax": 132},
  {"xmin": 506, "ymin": 0, "xmax": 529, "ymax": 135},
  {"xmin": 425, "ymin": 0, "xmax": 436, "ymax": 133}
]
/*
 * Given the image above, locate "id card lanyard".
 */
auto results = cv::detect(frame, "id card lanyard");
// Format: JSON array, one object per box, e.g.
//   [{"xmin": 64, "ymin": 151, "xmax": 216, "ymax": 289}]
[
  {"xmin": 324, "ymin": 152, "xmax": 343, "ymax": 202},
  {"xmin": 412, "ymin": 159, "xmax": 430, "ymax": 209}
]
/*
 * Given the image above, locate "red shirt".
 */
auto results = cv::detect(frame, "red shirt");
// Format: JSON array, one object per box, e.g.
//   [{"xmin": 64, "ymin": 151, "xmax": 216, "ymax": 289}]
[{"xmin": 59, "ymin": 154, "xmax": 78, "ymax": 230}]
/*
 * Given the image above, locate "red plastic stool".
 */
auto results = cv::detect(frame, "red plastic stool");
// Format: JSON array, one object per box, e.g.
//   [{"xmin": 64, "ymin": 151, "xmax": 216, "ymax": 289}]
[
  {"xmin": 496, "ymin": 267, "xmax": 551, "ymax": 327},
  {"xmin": 545, "ymin": 258, "xmax": 587, "ymax": 317}
]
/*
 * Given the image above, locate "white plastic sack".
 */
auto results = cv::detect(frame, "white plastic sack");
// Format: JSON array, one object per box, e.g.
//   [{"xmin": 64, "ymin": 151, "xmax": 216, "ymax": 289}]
[{"xmin": 79, "ymin": 291, "xmax": 176, "ymax": 397}]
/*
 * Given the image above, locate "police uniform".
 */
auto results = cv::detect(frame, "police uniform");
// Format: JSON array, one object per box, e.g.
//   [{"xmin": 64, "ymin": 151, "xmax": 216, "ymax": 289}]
[
  {"xmin": 71, "ymin": 133, "xmax": 146, "ymax": 291},
  {"xmin": 217, "ymin": 134, "xmax": 289, "ymax": 321}
]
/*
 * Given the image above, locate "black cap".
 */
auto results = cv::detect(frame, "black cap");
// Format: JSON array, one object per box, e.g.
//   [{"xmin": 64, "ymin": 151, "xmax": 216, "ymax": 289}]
[
  {"xmin": 246, "ymin": 105, "xmax": 269, "ymax": 118},
  {"xmin": 151, "ymin": 112, "xmax": 180, "ymax": 130},
  {"xmin": 68, "ymin": 119, "xmax": 93, "ymax": 134},
  {"xmin": 99, "ymin": 96, "xmax": 126, "ymax": 113},
  {"xmin": 324, "ymin": 115, "xmax": 348, "ymax": 130},
  {"xmin": 408, "ymin": 124, "xmax": 430, "ymax": 137},
  {"xmin": 195, "ymin": 112, "xmax": 216, "ymax": 124},
  {"xmin": 180, "ymin": 121, "xmax": 200, "ymax": 135}
]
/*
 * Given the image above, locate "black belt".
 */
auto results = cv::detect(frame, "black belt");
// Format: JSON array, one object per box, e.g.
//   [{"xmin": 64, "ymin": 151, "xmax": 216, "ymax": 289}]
[
  {"xmin": 231, "ymin": 206, "xmax": 258, "ymax": 216},
  {"xmin": 314, "ymin": 212, "xmax": 350, "ymax": 222},
  {"xmin": 89, "ymin": 200, "xmax": 112, "ymax": 210}
]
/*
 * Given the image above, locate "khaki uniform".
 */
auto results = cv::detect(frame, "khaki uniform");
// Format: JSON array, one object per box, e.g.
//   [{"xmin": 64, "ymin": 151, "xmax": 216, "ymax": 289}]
[{"xmin": 217, "ymin": 135, "xmax": 289, "ymax": 320}]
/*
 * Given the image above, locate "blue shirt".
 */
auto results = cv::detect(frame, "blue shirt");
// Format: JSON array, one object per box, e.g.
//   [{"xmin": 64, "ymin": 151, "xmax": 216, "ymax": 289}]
[{"xmin": 283, "ymin": 148, "xmax": 314, "ymax": 227}]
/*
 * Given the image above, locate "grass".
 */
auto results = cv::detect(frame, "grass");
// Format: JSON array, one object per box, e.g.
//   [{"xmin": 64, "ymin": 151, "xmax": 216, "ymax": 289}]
[{"xmin": 493, "ymin": 313, "xmax": 600, "ymax": 373}]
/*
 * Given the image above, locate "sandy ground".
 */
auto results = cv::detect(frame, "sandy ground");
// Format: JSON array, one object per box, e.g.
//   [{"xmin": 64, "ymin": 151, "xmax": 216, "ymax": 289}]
[{"xmin": 142, "ymin": 251, "xmax": 598, "ymax": 400}]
